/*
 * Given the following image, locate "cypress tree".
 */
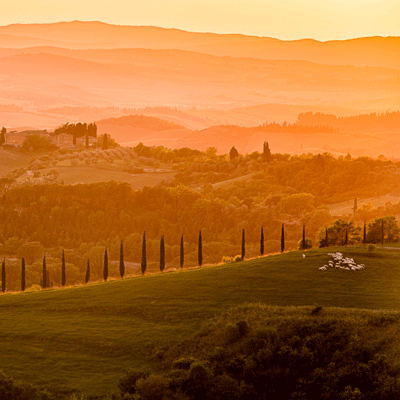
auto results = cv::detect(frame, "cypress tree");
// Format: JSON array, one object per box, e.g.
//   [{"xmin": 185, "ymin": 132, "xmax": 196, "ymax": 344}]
[
  {"xmin": 198, "ymin": 230, "xmax": 203, "ymax": 267},
  {"xmin": 281, "ymin": 224, "xmax": 285, "ymax": 253},
  {"xmin": 325, "ymin": 227, "xmax": 328, "ymax": 247},
  {"xmin": 344, "ymin": 228, "xmax": 348, "ymax": 246},
  {"xmin": 141, "ymin": 231, "xmax": 147, "ymax": 275},
  {"xmin": 363, "ymin": 222, "xmax": 367, "ymax": 244},
  {"xmin": 241, "ymin": 228, "xmax": 245, "ymax": 260},
  {"xmin": 180, "ymin": 234, "xmax": 184, "ymax": 269},
  {"xmin": 21, "ymin": 257, "xmax": 25, "ymax": 292},
  {"xmin": 85, "ymin": 258, "xmax": 90, "ymax": 284},
  {"xmin": 119, "ymin": 240, "xmax": 125, "ymax": 278},
  {"xmin": 103, "ymin": 247, "xmax": 108, "ymax": 282},
  {"xmin": 260, "ymin": 225, "xmax": 264, "ymax": 256},
  {"xmin": 61, "ymin": 249, "xmax": 66, "ymax": 287},
  {"xmin": 302, "ymin": 224, "xmax": 306, "ymax": 250},
  {"xmin": 42, "ymin": 255, "xmax": 47, "ymax": 289},
  {"xmin": 1, "ymin": 259, "xmax": 5, "ymax": 293},
  {"xmin": 47, "ymin": 270, "xmax": 51, "ymax": 288},
  {"xmin": 160, "ymin": 235, "xmax": 165, "ymax": 272}
]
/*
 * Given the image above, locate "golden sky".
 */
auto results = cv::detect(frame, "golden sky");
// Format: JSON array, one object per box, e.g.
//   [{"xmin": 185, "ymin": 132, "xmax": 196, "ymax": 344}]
[{"xmin": 1, "ymin": 0, "xmax": 400, "ymax": 40}]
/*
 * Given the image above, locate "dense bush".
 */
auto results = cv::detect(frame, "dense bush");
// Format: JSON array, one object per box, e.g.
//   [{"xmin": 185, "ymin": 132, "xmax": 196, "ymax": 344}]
[{"xmin": 113, "ymin": 319, "xmax": 400, "ymax": 400}]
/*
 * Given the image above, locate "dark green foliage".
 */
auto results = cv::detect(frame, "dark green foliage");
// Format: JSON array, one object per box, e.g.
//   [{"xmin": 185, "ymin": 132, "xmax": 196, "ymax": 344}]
[
  {"xmin": 141, "ymin": 231, "xmax": 147, "ymax": 275},
  {"xmin": 42, "ymin": 255, "xmax": 46, "ymax": 289},
  {"xmin": 198, "ymin": 230, "xmax": 202, "ymax": 267},
  {"xmin": 241, "ymin": 229, "xmax": 245, "ymax": 260},
  {"xmin": 1, "ymin": 259, "xmax": 5, "ymax": 293},
  {"xmin": 85, "ymin": 258, "xmax": 90, "ymax": 284},
  {"xmin": 160, "ymin": 235, "xmax": 165, "ymax": 272},
  {"xmin": 118, "ymin": 369, "xmax": 150, "ymax": 396},
  {"xmin": 363, "ymin": 221, "xmax": 367, "ymax": 244},
  {"xmin": 0, "ymin": 370, "xmax": 52, "ymax": 400},
  {"xmin": 367, "ymin": 216, "xmax": 400, "ymax": 244},
  {"xmin": 119, "ymin": 240, "xmax": 124, "ymax": 278},
  {"xmin": 61, "ymin": 250, "xmax": 66, "ymax": 287},
  {"xmin": 129, "ymin": 318, "xmax": 400, "ymax": 400},
  {"xmin": 103, "ymin": 247, "xmax": 108, "ymax": 282},
  {"xmin": 21, "ymin": 258, "xmax": 25, "ymax": 292},
  {"xmin": 260, "ymin": 225, "xmax": 264, "ymax": 256},
  {"xmin": 319, "ymin": 219, "xmax": 361, "ymax": 247},
  {"xmin": 281, "ymin": 223, "xmax": 285, "ymax": 253},
  {"xmin": 180, "ymin": 234, "xmax": 184, "ymax": 269},
  {"xmin": 302, "ymin": 223, "xmax": 306, "ymax": 250},
  {"xmin": 21, "ymin": 135, "xmax": 57, "ymax": 152}
]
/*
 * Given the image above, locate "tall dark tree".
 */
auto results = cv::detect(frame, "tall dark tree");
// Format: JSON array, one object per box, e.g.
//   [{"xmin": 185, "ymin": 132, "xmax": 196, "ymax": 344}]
[
  {"xmin": 0, "ymin": 127, "xmax": 5, "ymax": 145},
  {"xmin": 302, "ymin": 224, "xmax": 306, "ymax": 250},
  {"xmin": 102, "ymin": 133, "xmax": 108, "ymax": 150},
  {"xmin": 263, "ymin": 141, "xmax": 272, "ymax": 162},
  {"xmin": 103, "ymin": 247, "xmax": 108, "ymax": 282},
  {"xmin": 363, "ymin": 222, "xmax": 367, "ymax": 244},
  {"xmin": 42, "ymin": 255, "xmax": 47, "ymax": 289},
  {"xmin": 281, "ymin": 224, "xmax": 285, "ymax": 253},
  {"xmin": 325, "ymin": 227, "xmax": 328, "ymax": 247},
  {"xmin": 241, "ymin": 228, "xmax": 245, "ymax": 260},
  {"xmin": 229, "ymin": 146, "xmax": 239, "ymax": 160},
  {"xmin": 180, "ymin": 234, "xmax": 184, "ymax": 269},
  {"xmin": 260, "ymin": 225, "xmax": 264, "ymax": 256},
  {"xmin": 344, "ymin": 228, "xmax": 348, "ymax": 246},
  {"xmin": 141, "ymin": 231, "xmax": 147, "ymax": 275},
  {"xmin": 21, "ymin": 258, "xmax": 25, "ymax": 292},
  {"xmin": 61, "ymin": 249, "xmax": 66, "ymax": 287},
  {"xmin": 1, "ymin": 259, "xmax": 5, "ymax": 293},
  {"xmin": 85, "ymin": 258, "xmax": 90, "ymax": 284},
  {"xmin": 198, "ymin": 230, "xmax": 203, "ymax": 267},
  {"xmin": 119, "ymin": 240, "xmax": 125, "ymax": 278},
  {"xmin": 160, "ymin": 235, "xmax": 165, "ymax": 272}
]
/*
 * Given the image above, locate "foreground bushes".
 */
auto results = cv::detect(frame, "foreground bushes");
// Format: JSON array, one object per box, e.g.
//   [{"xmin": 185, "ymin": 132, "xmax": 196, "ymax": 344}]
[
  {"xmin": 111, "ymin": 317, "xmax": 400, "ymax": 400},
  {"xmin": 0, "ymin": 371, "xmax": 52, "ymax": 400}
]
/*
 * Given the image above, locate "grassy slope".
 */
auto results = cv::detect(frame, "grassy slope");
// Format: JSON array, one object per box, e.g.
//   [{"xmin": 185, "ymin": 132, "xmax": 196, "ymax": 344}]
[
  {"xmin": 0, "ymin": 148, "xmax": 31, "ymax": 177},
  {"xmin": 1, "ymin": 245, "xmax": 400, "ymax": 397}
]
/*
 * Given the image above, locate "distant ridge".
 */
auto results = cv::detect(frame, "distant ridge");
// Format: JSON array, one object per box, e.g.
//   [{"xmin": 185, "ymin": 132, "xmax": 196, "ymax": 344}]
[{"xmin": 0, "ymin": 21, "xmax": 399, "ymax": 68}]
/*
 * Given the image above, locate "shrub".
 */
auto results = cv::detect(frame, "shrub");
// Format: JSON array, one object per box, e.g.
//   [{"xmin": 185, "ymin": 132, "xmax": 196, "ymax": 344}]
[
  {"xmin": 136, "ymin": 375, "xmax": 169, "ymax": 400},
  {"xmin": 367, "ymin": 244, "xmax": 376, "ymax": 253},
  {"xmin": 298, "ymin": 238, "xmax": 313, "ymax": 250},
  {"xmin": 222, "ymin": 256, "xmax": 233, "ymax": 263},
  {"xmin": 233, "ymin": 255, "xmax": 242, "ymax": 262}
]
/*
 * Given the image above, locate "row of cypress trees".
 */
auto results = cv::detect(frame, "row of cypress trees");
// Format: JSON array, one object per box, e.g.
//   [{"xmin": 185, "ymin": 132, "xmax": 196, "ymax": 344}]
[{"xmin": 1, "ymin": 224, "xmax": 301, "ymax": 293}]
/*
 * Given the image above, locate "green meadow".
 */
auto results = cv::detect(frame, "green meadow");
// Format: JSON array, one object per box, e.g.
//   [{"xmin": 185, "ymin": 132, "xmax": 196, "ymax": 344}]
[{"xmin": 1, "ymin": 245, "xmax": 400, "ymax": 397}]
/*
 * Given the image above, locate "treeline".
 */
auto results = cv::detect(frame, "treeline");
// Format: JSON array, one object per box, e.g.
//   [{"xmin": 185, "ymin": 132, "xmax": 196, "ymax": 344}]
[
  {"xmin": 53, "ymin": 122, "xmax": 97, "ymax": 138},
  {"xmin": 297, "ymin": 110, "xmax": 400, "ymax": 132},
  {"xmin": 259, "ymin": 121, "xmax": 337, "ymax": 133}
]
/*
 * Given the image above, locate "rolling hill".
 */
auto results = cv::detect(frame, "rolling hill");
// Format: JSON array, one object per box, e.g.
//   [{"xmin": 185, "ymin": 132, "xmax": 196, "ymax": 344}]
[{"xmin": 1, "ymin": 245, "xmax": 400, "ymax": 397}]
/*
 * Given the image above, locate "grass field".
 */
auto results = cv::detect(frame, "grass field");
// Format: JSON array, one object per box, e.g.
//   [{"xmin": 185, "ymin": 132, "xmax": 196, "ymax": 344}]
[
  {"xmin": 46, "ymin": 166, "xmax": 174, "ymax": 187},
  {"xmin": 1, "ymin": 245, "xmax": 400, "ymax": 397},
  {"xmin": 0, "ymin": 148, "xmax": 31, "ymax": 176}
]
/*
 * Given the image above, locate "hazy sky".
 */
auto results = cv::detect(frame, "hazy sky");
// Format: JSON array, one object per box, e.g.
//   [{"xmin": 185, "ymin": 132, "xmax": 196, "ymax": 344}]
[{"xmin": 1, "ymin": 0, "xmax": 399, "ymax": 41}]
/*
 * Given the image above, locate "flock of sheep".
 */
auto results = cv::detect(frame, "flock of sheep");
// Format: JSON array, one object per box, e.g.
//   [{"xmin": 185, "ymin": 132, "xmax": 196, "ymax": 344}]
[{"xmin": 319, "ymin": 252, "xmax": 365, "ymax": 272}]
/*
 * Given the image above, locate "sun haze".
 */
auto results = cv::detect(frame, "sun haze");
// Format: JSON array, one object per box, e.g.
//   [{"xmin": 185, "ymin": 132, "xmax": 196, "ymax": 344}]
[{"xmin": 1, "ymin": 0, "xmax": 400, "ymax": 40}]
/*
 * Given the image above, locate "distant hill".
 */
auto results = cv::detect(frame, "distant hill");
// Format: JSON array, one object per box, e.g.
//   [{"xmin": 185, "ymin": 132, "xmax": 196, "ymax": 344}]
[
  {"xmin": 97, "ymin": 115, "xmax": 186, "ymax": 131},
  {"xmin": 1, "ymin": 21, "xmax": 400, "ymax": 69}
]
